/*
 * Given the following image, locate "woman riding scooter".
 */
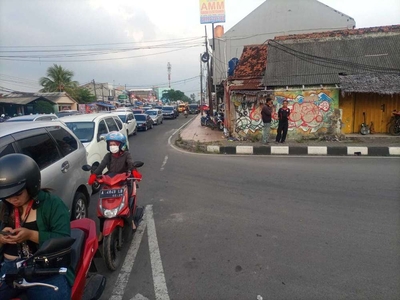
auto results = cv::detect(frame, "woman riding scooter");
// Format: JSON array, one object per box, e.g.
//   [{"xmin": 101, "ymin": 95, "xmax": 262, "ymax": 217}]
[{"xmin": 88, "ymin": 132, "xmax": 138, "ymax": 242}]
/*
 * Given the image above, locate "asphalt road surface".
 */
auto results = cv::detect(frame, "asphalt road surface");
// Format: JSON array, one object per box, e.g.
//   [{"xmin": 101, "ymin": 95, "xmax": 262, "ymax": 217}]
[{"xmin": 89, "ymin": 115, "xmax": 400, "ymax": 300}]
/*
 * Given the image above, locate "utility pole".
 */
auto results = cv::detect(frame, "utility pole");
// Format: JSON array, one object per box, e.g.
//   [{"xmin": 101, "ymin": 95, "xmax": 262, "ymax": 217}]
[
  {"xmin": 212, "ymin": 22, "xmax": 218, "ymax": 111},
  {"xmin": 92, "ymin": 79, "xmax": 97, "ymax": 99},
  {"xmin": 205, "ymin": 25, "xmax": 213, "ymax": 115},
  {"xmin": 167, "ymin": 62, "xmax": 171, "ymax": 88},
  {"xmin": 200, "ymin": 53, "xmax": 203, "ymax": 116}
]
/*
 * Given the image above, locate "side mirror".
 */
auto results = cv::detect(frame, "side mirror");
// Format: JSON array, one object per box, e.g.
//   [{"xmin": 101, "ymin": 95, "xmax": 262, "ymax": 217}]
[
  {"xmin": 133, "ymin": 161, "xmax": 144, "ymax": 168},
  {"xmin": 82, "ymin": 165, "xmax": 91, "ymax": 171},
  {"xmin": 98, "ymin": 134, "xmax": 107, "ymax": 142}
]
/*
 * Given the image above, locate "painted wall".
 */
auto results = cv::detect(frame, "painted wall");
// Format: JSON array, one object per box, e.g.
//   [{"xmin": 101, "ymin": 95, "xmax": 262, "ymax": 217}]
[{"xmin": 232, "ymin": 89, "xmax": 340, "ymax": 138}]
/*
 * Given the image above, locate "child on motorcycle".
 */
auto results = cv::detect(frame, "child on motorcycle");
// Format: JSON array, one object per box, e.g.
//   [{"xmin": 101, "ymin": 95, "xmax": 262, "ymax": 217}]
[{"xmin": 88, "ymin": 132, "xmax": 140, "ymax": 242}]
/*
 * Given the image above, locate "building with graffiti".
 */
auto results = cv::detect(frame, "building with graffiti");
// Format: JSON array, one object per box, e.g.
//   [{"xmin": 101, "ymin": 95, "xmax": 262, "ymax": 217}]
[{"xmin": 224, "ymin": 25, "xmax": 400, "ymax": 140}]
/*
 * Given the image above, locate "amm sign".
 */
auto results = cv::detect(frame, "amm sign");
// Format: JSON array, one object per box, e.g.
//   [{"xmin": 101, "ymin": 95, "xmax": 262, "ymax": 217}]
[{"xmin": 200, "ymin": 0, "xmax": 225, "ymax": 24}]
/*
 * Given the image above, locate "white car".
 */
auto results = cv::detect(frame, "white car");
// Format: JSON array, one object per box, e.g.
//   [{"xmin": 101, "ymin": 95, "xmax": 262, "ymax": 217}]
[
  {"xmin": 114, "ymin": 111, "xmax": 137, "ymax": 135},
  {"xmin": 146, "ymin": 109, "xmax": 164, "ymax": 125},
  {"xmin": 61, "ymin": 113, "xmax": 129, "ymax": 191}
]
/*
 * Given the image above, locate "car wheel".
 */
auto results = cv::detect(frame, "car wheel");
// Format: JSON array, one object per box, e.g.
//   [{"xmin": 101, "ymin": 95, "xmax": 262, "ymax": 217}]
[
  {"xmin": 71, "ymin": 191, "xmax": 88, "ymax": 220},
  {"xmin": 144, "ymin": 125, "xmax": 148, "ymax": 131},
  {"xmin": 133, "ymin": 127, "xmax": 137, "ymax": 135},
  {"xmin": 150, "ymin": 123, "xmax": 154, "ymax": 129}
]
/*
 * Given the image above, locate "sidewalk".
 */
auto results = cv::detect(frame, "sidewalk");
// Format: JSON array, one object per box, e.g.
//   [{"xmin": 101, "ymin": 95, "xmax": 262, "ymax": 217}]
[{"xmin": 176, "ymin": 114, "xmax": 400, "ymax": 156}]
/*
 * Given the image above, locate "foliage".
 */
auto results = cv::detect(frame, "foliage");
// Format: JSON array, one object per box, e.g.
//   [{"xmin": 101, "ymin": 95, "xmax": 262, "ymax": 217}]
[
  {"xmin": 39, "ymin": 64, "xmax": 79, "ymax": 94},
  {"xmin": 161, "ymin": 89, "xmax": 190, "ymax": 103},
  {"xmin": 75, "ymin": 87, "xmax": 96, "ymax": 104},
  {"xmin": 34, "ymin": 100, "xmax": 54, "ymax": 114}
]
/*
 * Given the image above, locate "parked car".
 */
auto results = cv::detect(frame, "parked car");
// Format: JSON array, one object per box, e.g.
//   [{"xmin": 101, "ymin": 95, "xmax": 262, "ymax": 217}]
[
  {"xmin": 146, "ymin": 109, "xmax": 164, "ymax": 125},
  {"xmin": 0, "ymin": 121, "xmax": 92, "ymax": 220},
  {"xmin": 60, "ymin": 113, "xmax": 129, "ymax": 192},
  {"xmin": 162, "ymin": 106, "xmax": 177, "ymax": 119},
  {"xmin": 6, "ymin": 114, "xmax": 59, "ymax": 122},
  {"xmin": 135, "ymin": 114, "xmax": 154, "ymax": 131},
  {"xmin": 115, "ymin": 111, "xmax": 137, "ymax": 135},
  {"xmin": 189, "ymin": 104, "xmax": 200, "ymax": 114},
  {"xmin": 132, "ymin": 109, "xmax": 145, "ymax": 115}
]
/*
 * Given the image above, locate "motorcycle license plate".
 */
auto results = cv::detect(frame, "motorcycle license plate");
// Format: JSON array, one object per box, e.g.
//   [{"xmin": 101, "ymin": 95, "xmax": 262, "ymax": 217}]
[{"xmin": 100, "ymin": 188, "xmax": 124, "ymax": 198}]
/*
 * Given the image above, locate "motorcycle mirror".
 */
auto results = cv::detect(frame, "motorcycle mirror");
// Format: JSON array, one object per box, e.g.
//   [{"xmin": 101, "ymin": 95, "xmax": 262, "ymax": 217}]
[
  {"xmin": 82, "ymin": 165, "xmax": 91, "ymax": 171},
  {"xmin": 133, "ymin": 161, "xmax": 144, "ymax": 168}
]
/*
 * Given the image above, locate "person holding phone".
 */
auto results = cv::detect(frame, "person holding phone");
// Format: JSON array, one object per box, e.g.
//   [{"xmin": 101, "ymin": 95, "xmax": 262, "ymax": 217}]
[{"xmin": 0, "ymin": 154, "xmax": 73, "ymax": 300}]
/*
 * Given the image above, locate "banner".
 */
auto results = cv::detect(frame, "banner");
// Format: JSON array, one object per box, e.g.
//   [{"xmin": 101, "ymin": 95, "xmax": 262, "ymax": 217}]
[{"xmin": 200, "ymin": 0, "xmax": 225, "ymax": 24}]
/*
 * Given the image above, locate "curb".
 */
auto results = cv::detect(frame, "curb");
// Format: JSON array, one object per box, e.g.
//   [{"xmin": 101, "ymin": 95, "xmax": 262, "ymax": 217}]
[{"xmin": 206, "ymin": 145, "xmax": 400, "ymax": 156}]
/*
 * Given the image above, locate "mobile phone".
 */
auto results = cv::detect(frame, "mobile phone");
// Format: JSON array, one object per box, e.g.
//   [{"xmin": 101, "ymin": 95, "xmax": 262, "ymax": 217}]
[{"xmin": 0, "ymin": 231, "xmax": 13, "ymax": 236}]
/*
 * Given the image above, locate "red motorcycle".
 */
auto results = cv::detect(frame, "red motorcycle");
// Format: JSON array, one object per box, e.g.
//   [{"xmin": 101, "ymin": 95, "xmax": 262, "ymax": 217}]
[
  {"xmin": 3, "ymin": 218, "xmax": 106, "ymax": 300},
  {"xmin": 84, "ymin": 161, "xmax": 144, "ymax": 271}
]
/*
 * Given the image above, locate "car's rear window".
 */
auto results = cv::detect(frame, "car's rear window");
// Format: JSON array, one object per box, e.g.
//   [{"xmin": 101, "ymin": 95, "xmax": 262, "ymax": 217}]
[
  {"xmin": 65, "ymin": 122, "xmax": 95, "ymax": 142},
  {"xmin": 147, "ymin": 111, "xmax": 157, "ymax": 115},
  {"xmin": 118, "ymin": 115, "xmax": 127, "ymax": 122},
  {"xmin": 163, "ymin": 107, "xmax": 173, "ymax": 111},
  {"xmin": 135, "ymin": 115, "xmax": 146, "ymax": 121}
]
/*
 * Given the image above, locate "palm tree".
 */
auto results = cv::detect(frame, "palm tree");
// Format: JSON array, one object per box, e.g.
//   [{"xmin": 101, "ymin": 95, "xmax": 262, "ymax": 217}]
[{"xmin": 39, "ymin": 64, "xmax": 78, "ymax": 93}]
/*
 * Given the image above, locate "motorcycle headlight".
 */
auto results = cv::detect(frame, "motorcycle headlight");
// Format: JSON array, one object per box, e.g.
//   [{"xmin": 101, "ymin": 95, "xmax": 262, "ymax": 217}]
[{"xmin": 101, "ymin": 197, "xmax": 125, "ymax": 218}]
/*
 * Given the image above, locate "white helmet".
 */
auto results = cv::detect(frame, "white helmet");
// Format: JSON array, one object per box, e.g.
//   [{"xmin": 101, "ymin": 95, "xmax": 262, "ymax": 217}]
[{"xmin": 1, "ymin": 114, "xmax": 5, "ymax": 118}]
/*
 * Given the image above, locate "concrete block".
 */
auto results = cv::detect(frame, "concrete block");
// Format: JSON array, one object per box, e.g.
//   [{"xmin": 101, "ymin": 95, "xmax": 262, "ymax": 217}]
[
  {"xmin": 207, "ymin": 145, "xmax": 220, "ymax": 153},
  {"xmin": 389, "ymin": 147, "xmax": 400, "ymax": 156},
  {"xmin": 289, "ymin": 147, "xmax": 308, "ymax": 155},
  {"xmin": 253, "ymin": 146, "xmax": 271, "ymax": 155},
  {"xmin": 347, "ymin": 147, "xmax": 368, "ymax": 155},
  {"xmin": 271, "ymin": 146, "xmax": 289, "ymax": 155},
  {"xmin": 308, "ymin": 146, "xmax": 327, "ymax": 155},
  {"xmin": 236, "ymin": 146, "xmax": 253, "ymax": 154}
]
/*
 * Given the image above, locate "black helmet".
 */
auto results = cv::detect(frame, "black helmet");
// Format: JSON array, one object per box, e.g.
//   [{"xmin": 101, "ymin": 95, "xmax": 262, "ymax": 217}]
[{"xmin": 0, "ymin": 154, "xmax": 41, "ymax": 200}]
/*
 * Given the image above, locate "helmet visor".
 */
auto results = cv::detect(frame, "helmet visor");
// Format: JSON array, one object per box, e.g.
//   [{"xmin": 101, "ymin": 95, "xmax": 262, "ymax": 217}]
[{"xmin": 0, "ymin": 181, "xmax": 26, "ymax": 200}]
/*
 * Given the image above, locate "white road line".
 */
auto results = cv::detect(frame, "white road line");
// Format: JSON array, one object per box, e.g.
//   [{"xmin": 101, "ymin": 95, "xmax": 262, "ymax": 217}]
[
  {"xmin": 147, "ymin": 205, "xmax": 170, "ymax": 300},
  {"xmin": 160, "ymin": 155, "xmax": 168, "ymax": 171},
  {"xmin": 110, "ymin": 207, "xmax": 148, "ymax": 300}
]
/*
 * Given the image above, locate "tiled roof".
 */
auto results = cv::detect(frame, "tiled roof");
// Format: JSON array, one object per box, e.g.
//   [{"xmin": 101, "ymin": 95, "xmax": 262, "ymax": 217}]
[
  {"xmin": 232, "ymin": 44, "xmax": 268, "ymax": 79},
  {"xmin": 274, "ymin": 25, "xmax": 400, "ymax": 41},
  {"xmin": 264, "ymin": 32, "xmax": 400, "ymax": 86}
]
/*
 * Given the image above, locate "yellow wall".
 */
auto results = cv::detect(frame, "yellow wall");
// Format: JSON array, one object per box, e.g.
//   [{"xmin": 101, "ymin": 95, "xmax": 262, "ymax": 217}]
[{"xmin": 339, "ymin": 93, "xmax": 400, "ymax": 133}]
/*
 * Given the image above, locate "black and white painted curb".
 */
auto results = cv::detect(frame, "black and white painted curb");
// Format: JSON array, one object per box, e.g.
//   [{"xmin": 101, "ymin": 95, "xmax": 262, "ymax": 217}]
[{"xmin": 206, "ymin": 145, "xmax": 400, "ymax": 156}]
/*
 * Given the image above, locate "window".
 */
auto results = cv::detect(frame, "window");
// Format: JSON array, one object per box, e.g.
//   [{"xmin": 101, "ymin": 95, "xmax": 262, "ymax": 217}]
[
  {"xmin": 65, "ymin": 122, "xmax": 94, "ymax": 143},
  {"xmin": 105, "ymin": 117, "xmax": 118, "ymax": 132},
  {"xmin": 0, "ymin": 143, "xmax": 16, "ymax": 158},
  {"xmin": 114, "ymin": 117, "xmax": 123, "ymax": 129},
  {"xmin": 16, "ymin": 133, "xmax": 61, "ymax": 170},
  {"xmin": 98, "ymin": 120, "xmax": 108, "ymax": 136},
  {"xmin": 48, "ymin": 127, "xmax": 78, "ymax": 156}
]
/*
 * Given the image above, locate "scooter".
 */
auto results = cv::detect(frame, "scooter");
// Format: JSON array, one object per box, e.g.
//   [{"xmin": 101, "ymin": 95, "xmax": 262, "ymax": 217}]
[
  {"xmin": 83, "ymin": 161, "xmax": 144, "ymax": 271},
  {"xmin": 216, "ymin": 111, "xmax": 224, "ymax": 131},
  {"xmin": 2, "ymin": 218, "xmax": 106, "ymax": 300}
]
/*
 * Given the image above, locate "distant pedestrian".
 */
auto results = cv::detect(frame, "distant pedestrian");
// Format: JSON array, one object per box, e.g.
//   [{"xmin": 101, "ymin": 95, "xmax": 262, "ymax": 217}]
[
  {"xmin": 261, "ymin": 98, "xmax": 274, "ymax": 144},
  {"xmin": 276, "ymin": 100, "xmax": 291, "ymax": 143}
]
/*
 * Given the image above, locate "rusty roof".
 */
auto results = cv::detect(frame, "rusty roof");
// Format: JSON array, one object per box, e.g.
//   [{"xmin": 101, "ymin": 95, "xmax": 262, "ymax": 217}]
[
  {"xmin": 232, "ymin": 44, "xmax": 268, "ymax": 79},
  {"xmin": 274, "ymin": 24, "xmax": 400, "ymax": 41}
]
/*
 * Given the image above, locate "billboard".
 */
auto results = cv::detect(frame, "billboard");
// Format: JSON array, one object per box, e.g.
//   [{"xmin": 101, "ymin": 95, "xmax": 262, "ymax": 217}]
[{"xmin": 200, "ymin": 0, "xmax": 225, "ymax": 24}]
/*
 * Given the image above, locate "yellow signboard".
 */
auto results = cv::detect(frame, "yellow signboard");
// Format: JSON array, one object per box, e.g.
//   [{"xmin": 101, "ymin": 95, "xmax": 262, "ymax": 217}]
[{"xmin": 200, "ymin": 0, "xmax": 225, "ymax": 24}]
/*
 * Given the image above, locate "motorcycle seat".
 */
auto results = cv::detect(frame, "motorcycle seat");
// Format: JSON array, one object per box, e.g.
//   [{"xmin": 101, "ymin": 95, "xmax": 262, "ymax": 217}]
[{"xmin": 70, "ymin": 228, "xmax": 85, "ymax": 272}]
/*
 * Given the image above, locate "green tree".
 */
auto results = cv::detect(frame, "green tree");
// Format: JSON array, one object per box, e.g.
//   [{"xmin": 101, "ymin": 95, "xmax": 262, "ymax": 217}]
[
  {"xmin": 75, "ymin": 87, "xmax": 96, "ymax": 104},
  {"xmin": 161, "ymin": 89, "xmax": 190, "ymax": 103},
  {"xmin": 39, "ymin": 64, "xmax": 79, "ymax": 95},
  {"xmin": 34, "ymin": 100, "xmax": 54, "ymax": 114}
]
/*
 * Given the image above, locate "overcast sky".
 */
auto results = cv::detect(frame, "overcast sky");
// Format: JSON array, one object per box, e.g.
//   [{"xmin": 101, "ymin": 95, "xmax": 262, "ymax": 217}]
[{"xmin": 1, "ymin": 0, "xmax": 399, "ymax": 98}]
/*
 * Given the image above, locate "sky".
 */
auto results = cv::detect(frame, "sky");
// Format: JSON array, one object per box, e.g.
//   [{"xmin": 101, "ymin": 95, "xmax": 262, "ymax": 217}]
[{"xmin": 0, "ymin": 0, "xmax": 399, "ymax": 99}]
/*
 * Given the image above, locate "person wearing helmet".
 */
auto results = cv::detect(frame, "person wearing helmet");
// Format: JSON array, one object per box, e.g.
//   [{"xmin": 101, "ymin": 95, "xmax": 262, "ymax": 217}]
[
  {"xmin": 0, "ymin": 154, "xmax": 73, "ymax": 300},
  {"xmin": 88, "ymin": 131, "xmax": 136, "ymax": 241}
]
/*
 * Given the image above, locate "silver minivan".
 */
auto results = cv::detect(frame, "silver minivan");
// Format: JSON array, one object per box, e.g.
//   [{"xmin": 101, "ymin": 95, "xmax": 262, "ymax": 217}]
[{"xmin": 0, "ymin": 121, "xmax": 92, "ymax": 220}]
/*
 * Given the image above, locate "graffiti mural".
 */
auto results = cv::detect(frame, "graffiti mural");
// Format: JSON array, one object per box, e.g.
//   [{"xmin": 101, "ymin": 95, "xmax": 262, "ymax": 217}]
[{"xmin": 232, "ymin": 89, "xmax": 339, "ymax": 137}]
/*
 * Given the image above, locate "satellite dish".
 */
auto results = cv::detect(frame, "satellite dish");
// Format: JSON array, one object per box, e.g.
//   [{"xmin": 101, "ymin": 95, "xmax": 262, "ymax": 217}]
[{"xmin": 201, "ymin": 52, "xmax": 209, "ymax": 63}]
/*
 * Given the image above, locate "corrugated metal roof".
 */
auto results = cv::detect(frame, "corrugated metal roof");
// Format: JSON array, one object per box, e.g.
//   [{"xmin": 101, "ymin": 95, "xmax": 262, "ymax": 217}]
[
  {"xmin": 0, "ymin": 97, "xmax": 40, "ymax": 104},
  {"xmin": 264, "ymin": 33, "xmax": 400, "ymax": 86},
  {"xmin": 339, "ymin": 73, "xmax": 400, "ymax": 95}
]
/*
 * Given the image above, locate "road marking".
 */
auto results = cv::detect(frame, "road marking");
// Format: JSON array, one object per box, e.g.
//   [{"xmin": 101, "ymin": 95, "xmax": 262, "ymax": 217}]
[
  {"xmin": 147, "ymin": 205, "xmax": 170, "ymax": 300},
  {"xmin": 110, "ymin": 207, "xmax": 148, "ymax": 300},
  {"xmin": 160, "ymin": 155, "xmax": 168, "ymax": 171},
  {"xmin": 131, "ymin": 294, "xmax": 150, "ymax": 300}
]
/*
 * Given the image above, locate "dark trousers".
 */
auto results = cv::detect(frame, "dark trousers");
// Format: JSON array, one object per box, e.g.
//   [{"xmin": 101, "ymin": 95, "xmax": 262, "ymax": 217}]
[{"xmin": 276, "ymin": 121, "xmax": 288, "ymax": 142}]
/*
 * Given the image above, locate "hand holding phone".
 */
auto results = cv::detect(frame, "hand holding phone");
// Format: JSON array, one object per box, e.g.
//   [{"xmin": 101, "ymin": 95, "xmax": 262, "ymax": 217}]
[{"xmin": 0, "ymin": 231, "xmax": 13, "ymax": 236}]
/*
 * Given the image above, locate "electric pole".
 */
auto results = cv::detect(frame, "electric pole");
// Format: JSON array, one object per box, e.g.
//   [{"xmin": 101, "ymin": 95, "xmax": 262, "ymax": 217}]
[
  {"xmin": 205, "ymin": 25, "xmax": 213, "ymax": 114},
  {"xmin": 200, "ymin": 53, "xmax": 203, "ymax": 115},
  {"xmin": 92, "ymin": 79, "xmax": 97, "ymax": 99},
  {"xmin": 167, "ymin": 62, "xmax": 171, "ymax": 88}
]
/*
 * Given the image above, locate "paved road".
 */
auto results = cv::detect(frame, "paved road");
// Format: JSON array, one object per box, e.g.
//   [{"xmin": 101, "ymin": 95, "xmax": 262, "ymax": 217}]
[{"xmin": 90, "ymin": 115, "xmax": 400, "ymax": 300}]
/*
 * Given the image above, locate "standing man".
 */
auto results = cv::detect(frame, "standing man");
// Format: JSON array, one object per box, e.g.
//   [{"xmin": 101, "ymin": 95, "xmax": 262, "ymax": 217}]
[
  {"xmin": 276, "ymin": 100, "xmax": 291, "ymax": 143},
  {"xmin": 261, "ymin": 97, "xmax": 273, "ymax": 144}
]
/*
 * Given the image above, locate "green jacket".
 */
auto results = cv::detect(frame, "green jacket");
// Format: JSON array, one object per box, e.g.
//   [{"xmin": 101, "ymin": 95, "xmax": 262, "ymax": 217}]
[{"xmin": 0, "ymin": 190, "xmax": 75, "ymax": 286}]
